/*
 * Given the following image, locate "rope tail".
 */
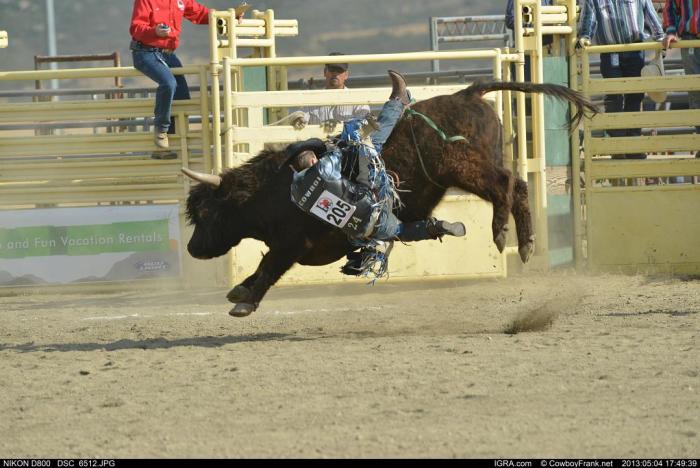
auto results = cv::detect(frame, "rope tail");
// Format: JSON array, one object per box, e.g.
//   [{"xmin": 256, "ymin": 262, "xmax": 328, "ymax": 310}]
[{"xmin": 458, "ymin": 81, "xmax": 598, "ymax": 130}]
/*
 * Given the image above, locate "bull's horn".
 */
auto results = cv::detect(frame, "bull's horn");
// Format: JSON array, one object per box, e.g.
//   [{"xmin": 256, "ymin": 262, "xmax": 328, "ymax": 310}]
[{"xmin": 181, "ymin": 167, "xmax": 221, "ymax": 187}]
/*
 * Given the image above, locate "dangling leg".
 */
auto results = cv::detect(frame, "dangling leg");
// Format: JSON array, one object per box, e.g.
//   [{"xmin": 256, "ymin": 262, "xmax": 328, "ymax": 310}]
[
  {"xmin": 370, "ymin": 70, "xmax": 412, "ymax": 153},
  {"xmin": 397, "ymin": 218, "xmax": 466, "ymax": 242}
]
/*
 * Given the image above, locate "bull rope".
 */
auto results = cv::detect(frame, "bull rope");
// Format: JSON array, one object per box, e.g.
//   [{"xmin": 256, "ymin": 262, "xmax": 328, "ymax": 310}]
[{"xmin": 406, "ymin": 108, "xmax": 467, "ymax": 191}]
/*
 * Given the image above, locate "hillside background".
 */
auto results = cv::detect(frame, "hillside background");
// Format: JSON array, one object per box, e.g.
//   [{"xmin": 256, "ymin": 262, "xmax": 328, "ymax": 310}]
[{"xmin": 0, "ymin": 0, "xmax": 505, "ymax": 88}]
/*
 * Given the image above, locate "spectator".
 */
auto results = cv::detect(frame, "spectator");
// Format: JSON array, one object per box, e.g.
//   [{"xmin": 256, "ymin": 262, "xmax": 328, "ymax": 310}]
[
  {"xmin": 662, "ymin": 0, "xmax": 700, "ymax": 158},
  {"xmin": 296, "ymin": 53, "xmax": 371, "ymax": 128},
  {"xmin": 577, "ymin": 0, "xmax": 664, "ymax": 159},
  {"xmin": 129, "ymin": 0, "xmax": 246, "ymax": 159}
]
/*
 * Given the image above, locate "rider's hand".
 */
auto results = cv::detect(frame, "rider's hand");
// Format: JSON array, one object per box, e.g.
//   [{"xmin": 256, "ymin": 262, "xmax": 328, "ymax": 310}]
[
  {"xmin": 662, "ymin": 33, "xmax": 678, "ymax": 50},
  {"xmin": 155, "ymin": 24, "xmax": 170, "ymax": 38},
  {"xmin": 291, "ymin": 116, "xmax": 306, "ymax": 130},
  {"xmin": 321, "ymin": 119, "xmax": 340, "ymax": 133}
]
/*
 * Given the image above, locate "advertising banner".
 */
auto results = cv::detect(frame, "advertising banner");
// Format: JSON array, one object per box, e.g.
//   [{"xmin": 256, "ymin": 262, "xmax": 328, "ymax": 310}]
[{"xmin": 0, "ymin": 205, "xmax": 182, "ymax": 286}]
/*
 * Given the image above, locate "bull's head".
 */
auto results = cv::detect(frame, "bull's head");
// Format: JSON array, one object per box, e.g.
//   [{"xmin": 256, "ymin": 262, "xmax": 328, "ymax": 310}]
[{"xmin": 182, "ymin": 168, "xmax": 243, "ymax": 259}]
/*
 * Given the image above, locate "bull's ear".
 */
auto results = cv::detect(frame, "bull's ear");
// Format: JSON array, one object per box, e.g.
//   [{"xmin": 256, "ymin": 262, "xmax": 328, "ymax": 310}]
[{"xmin": 181, "ymin": 167, "xmax": 222, "ymax": 187}]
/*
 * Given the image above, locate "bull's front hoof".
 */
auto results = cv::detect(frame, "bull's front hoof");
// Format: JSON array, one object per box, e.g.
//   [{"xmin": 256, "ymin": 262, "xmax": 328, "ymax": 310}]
[
  {"xmin": 519, "ymin": 236, "xmax": 535, "ymax": 263},
  {"xmin": 227, "ymin": 285, "xmax": 251, "ymax": 303},
  {"xmin": 494, "ymin": 225, "xmax": 509, "ymax": 253},
  {"xmin": 229, "ymin": 302, "xmax": 256, "ymax": 318}
]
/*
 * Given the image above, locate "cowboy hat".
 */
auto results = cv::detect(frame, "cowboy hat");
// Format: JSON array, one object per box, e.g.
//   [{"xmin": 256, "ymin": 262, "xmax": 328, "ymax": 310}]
[{"xmin": 641, "ymin": 50, "xmax": 666, "ymax": 104}]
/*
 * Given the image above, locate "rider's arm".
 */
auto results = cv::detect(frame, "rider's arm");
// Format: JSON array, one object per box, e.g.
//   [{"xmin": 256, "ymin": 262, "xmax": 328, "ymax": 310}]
[{"xmin": 183, "ymin": 0, "xmax": 210, "ymax": 24}]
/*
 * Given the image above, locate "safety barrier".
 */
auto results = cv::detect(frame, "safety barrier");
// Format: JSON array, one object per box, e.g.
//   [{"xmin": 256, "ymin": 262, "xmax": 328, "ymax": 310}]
[
  {"xmin": 0, "ymin": 6, "xmax": 567, "ymax": 290},
  {"xmin": 5, "ymin": 2, "xmax": 658, "ymax": 290},
  {"xmin": 429, "ymin": 15, "xmax": 510, "ymax": 72},
  {"xmin": 576, "ymin": 40, "xmax": 700, "ymax": 274}
]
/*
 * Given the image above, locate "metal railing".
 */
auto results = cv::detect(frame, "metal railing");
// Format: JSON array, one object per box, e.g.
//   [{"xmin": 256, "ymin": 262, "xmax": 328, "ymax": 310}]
[{"xmin": 429, "ymin": 15, "xmax": 509, "ymax": 72}]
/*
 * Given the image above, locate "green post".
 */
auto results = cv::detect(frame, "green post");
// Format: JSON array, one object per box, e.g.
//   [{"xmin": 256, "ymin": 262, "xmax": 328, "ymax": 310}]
[{"xmin": 543, "ymin": 55, "xmax": 573, "ymax": 267}]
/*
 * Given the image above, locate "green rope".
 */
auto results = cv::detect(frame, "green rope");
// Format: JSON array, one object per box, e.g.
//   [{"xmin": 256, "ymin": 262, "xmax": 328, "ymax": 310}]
[{"xmin": 405, "ymin": 108, "xmax": 468, "ymax": 144}]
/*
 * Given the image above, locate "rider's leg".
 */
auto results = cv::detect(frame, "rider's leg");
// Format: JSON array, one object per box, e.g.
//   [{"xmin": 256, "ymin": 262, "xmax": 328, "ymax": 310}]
[
  {"xmin": 370, "ymin": 70, "xmax": 412, "ymax": 153},
  {"xmin": 341, "ymin": 211, "xmax": 466, "ymax": 276},
  {"xmin": 355, "ymin": 71, "xmax": 412, "ymax": 190},
  {"xmin": 396, "ymin": 217, "xmax": 467, "ymax": 242},
  {"xmin": 371, "ymin": 208, "xmax": 466, "ymax": 243}
]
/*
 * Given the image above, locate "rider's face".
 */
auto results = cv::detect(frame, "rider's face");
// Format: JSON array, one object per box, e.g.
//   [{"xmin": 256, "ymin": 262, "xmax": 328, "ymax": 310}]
[
  {"xmin": 324, "ymin": 66, "xmax": 348, "ymax": 89},
  {"xmin": 295, "ymin": 150, "xmax": 318, "ymax": 171}
]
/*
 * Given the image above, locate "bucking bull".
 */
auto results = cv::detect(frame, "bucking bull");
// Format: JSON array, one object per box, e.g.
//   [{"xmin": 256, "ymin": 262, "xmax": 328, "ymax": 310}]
[{"xmin": 182, "ymin": 81, "xmax": 596, "ymax": 317}]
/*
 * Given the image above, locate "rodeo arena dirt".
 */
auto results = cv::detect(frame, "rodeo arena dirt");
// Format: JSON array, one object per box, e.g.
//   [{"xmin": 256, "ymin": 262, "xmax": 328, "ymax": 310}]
[
  {"xmin": 2, "ymin": 1, "xmax": 700, "ymax": 462},
  {"xmin": 0, "ymin": 273, "xmax": 699, "ymax": 458}
]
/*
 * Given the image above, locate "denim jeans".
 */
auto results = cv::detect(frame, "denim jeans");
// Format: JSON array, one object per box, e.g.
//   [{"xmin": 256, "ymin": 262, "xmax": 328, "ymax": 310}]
[
  {"xmin": 132, "ymin": 48, "xmax": 190, "ymax": 134},
  {"xmin": 371, "ymin": 204, "xmax": 402, "ymax": 240},
  {"xmin": 364, "ymin": 98, "xmax": 408, "ymax": 239},
  {"xmin": 680, "ymin": 45, "xmax": 700, "ymax": 133},
  {"xmin": 600, "ymin": 51, "xmax": 645, "ymax": 137},
  {"xmin": 370, "ymin": 98, "xmax": 406, "ymax": 153}
]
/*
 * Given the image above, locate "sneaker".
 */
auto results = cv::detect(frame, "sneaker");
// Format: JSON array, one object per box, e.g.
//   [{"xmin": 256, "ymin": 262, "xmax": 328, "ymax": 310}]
[
  {"xmin": 154, "ymin": 130, "xmax": 169, "ymax": 149},
  {"xmin": 151, "ymin": 151, "xmax": 177, "ymax": 160}
]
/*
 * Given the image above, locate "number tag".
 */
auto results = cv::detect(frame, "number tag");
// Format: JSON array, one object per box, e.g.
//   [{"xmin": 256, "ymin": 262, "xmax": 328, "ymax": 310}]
[{"xmin": 310, "ymin": 190, "xmax": 356, "ymax": 228}]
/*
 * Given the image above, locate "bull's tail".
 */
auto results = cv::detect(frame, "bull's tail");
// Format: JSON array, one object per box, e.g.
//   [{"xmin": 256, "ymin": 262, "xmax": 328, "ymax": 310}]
[{"xmin": 458, "ymin": 81, "xmax": 598, "ymax": 129}]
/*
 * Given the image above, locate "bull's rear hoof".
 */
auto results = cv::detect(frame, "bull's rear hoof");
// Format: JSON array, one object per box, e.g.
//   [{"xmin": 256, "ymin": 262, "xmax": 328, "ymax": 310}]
[
  {"xmin": 229, "ymin": 302, "xmax": 256, "ymax": 317},
  {"xmin": 519, "ymin": 237, "xmax": 535, "ymax": 263},
  {"xmin": 227, "ymin": 285, "xmax": 251, "ymax": 304},
  {"xmin": 494, "ymin": 225, "xmax": 509, "ymax": 253}
]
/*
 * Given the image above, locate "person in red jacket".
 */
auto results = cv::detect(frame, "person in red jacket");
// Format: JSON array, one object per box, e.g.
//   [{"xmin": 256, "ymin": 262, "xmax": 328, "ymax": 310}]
[{"xmin": 129, "ymin": 1, "xmax": 245, "ymax": 158}]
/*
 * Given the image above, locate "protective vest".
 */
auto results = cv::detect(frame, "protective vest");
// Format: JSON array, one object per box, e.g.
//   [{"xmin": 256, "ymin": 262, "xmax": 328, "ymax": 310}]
[{"xmin": 291, "ymin": 159, "xmax": 379, "ymax": 239}]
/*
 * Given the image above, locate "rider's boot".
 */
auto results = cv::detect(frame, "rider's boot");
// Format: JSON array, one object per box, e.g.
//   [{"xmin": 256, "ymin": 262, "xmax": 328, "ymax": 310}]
[
  {"xmin": 388, "ymin": 70, "xmax": 412, "ymax": 107},
  {"xmin": 398, "ymin": 217, "xmax": 466, "ymax": 242},
  {"xmin": 341, "ymin": 241, "xmax": 394, "ymax": 277}
]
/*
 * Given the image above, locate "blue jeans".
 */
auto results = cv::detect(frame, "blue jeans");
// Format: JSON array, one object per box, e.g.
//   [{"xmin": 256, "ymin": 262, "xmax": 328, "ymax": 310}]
[
  {"xmin": 366, "ymin": 98, "xmax": 406, "ymax": 240},
  {"xmin": 600, "ymin": 51, "xmax": 645, "ymax": 137},
  {"xmin": 371, "ymin": 98, "xmax": 406, "ymax": 153},
  {"xmin": 132, "ymin": 48, "xmax": 190, "ymax": 133},
  {"xmin": 680, "ymin": 44, "xmax": 700, "ymax": 133},
  {"xmin": 372, "ymin": 204, "xmax": 402, "ymax": 241}
]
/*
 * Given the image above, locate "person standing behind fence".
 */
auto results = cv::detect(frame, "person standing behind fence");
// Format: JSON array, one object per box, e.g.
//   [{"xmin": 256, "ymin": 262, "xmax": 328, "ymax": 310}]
[
  {"xmin": 662, "ymin": 0, "xmax": 700, "ymax": 158},
  {"xmin": 129, "ymin": 1, "xmax": 245, "ymax": 159},
  {"xmin": 292, "ymin": 53, "xmax": 371, "ymax": 131},
  {"xmin": 577, "ymin": 0, "xmax": 664, "ymax": 159}
]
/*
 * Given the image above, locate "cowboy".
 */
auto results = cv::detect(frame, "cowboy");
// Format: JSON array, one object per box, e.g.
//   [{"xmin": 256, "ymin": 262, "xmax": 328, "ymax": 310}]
[
  {"xmin": 288, "ymin": 71, "xmax": 466, "ymax": 277},
  {"xmin": 129, "ymin": 0, "xmax": 247, "ymax": 159}
]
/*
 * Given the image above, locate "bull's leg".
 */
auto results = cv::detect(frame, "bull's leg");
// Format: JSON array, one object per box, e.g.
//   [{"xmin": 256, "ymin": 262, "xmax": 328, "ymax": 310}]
[
  {"xmin": 226, "ymin": 271, "xmax": 259, "ymax": 304},
  {"xmin": 444, "ymin": 151, "xmax": 515, "ymax": 253},
  {"xmin": 229, "ymin": 244, "xmax": 306, "ymax": 317},
  {"xmin": 512, "ymin": 178, "xmax": 535, "ymax": 262}
]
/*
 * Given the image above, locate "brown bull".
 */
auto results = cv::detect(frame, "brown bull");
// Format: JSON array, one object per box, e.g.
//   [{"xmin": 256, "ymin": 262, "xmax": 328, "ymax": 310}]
[{"xmin": 183, "ymin": 81, "xmax": 596, "ymax": 316}]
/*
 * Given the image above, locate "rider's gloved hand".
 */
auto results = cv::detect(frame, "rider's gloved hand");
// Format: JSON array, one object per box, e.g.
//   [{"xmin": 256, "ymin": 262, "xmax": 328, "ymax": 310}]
[{"xmin": 322, "ymin": 119, "xmax": 341, "ymax": 133}]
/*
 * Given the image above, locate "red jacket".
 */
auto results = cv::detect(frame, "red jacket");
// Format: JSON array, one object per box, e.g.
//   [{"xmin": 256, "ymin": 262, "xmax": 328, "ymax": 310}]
[{"xmin": 130, "ymin": 0, "xmax": 209, "ymax": 50}]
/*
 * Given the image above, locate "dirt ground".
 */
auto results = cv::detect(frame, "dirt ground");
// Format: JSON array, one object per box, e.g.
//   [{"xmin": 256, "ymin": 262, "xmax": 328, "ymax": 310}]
[{"xmin": 0, "ymin": 271, "xmax": 698, "ymax": 459}]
